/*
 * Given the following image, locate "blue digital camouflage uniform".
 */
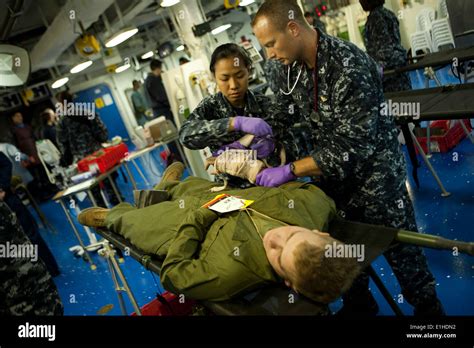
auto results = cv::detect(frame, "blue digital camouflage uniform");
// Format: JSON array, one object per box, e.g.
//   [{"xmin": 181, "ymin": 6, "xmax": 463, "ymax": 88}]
[
  {"xmin": 56, "ymin": 113, "xmax": 122, "ymax": 206},
  {"xmin": 271, "ymin": 28, "xmax": 441, "ymax": 313},
  {"xmin": 56, "ymin": 113, "xmax": 108, "ymax": 164},
  {"xmin": 0, "ymin": 202, "xmax": 63, "ymax": 315},
  {"xmin": 179, "ymin": 90, "xmax": 313, "ymax": 187},
  {"xmin": 363, "ymin": 5, "xmax": 412, "ymax": 93}
]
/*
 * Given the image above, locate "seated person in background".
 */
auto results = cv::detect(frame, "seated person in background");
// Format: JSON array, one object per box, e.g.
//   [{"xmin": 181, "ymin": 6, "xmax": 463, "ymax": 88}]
[
  {"xmin": 78, "ymin": 162, "xmax": 360, "ymax": 303},
  {"xmin": 0, "ymin": 141, "xmax": 34, "ymax": 188}
]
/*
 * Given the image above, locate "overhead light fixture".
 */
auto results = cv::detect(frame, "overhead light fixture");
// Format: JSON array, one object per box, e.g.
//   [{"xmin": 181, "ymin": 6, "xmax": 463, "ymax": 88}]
[
  {"xmin": 115, "ymin": 63, "xmax": 131, "ymax": 73},
  {"xmin": 105, "ymin": 27, "xmax": 139, "ymax": 48},
  {"xmin": 141, "ymin": 51, "xmax": 154, "ymax": 59},
  {"xmin": 211, "ymin": 24, "xmax": 232, "ymax": 36},
  {"xmin": 160, "ymin": 0, "xmax": 180, "ymax": 7},
  {"xmin": 70, "ymin": 60, "xmax": 93, "ymax": 74},
  {"xmin": 51, "ymin": 77, "xmax": 69, "ymax": 89},
  {"xmin": 176, "ymin": 45, "xmax": 185, "ymax": 52},
  {"xmin": 0, "ymin": 44, "xmax": 30, "ymax": 86},
  {"xmin": 239, "ymin": 0, "xmax": 255, "ymax": 6}
]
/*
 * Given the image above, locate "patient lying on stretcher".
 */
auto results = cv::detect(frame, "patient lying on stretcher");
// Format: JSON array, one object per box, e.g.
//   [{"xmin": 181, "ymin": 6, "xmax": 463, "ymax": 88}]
[{"xmin": 78, "ymin": 162, "xmax": 361, "ymax": 304}]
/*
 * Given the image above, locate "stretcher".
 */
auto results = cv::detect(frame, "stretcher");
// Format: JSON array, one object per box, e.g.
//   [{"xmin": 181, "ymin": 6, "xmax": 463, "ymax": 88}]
[
  {"xmin": 94, "ymin": 217, "xmax": 474, "ymax": 316},
  {"xmin": 383, "ymin": 45, "xmax": 474, "ymax": 76},
  {"xmin": 385, "ymin": 83, "xmax": 474, "ymax": 195}
]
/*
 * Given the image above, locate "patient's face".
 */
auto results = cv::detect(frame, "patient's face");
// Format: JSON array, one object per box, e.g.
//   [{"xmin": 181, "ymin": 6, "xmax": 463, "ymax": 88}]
[{"xmin": 263, "ymin": 226, "xmax": 329, "ymax": 288}]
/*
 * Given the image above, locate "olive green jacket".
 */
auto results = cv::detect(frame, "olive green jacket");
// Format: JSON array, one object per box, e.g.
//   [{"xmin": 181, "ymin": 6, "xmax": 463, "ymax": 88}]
[{"xmin": 106, "ymin": 177, "xmax": 336, "ymax": 301}]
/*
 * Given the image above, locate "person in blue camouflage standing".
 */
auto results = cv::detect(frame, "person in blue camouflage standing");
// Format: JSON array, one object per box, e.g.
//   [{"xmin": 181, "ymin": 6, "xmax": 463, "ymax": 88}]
[
  {"xmin": 361, "ymin": 0, "xmax": 412, "ymax": 93},
  {"xmin": 179, "ymin": 43, "xmax": 313, "ymax": 188},
  {"xmin": 252, "ymin": 0, "xmax": 443, "ymax": 316},
  {"xmin": 55, "ymin": 91, "xmax": 122, "ymax": 207},
  {"xmin": 0, "ymin": 153, "xmax": 63, "ymax": 315},
  {"xmin": 0, "ymin": 201, "xmax": 64, "ymax": 315}
]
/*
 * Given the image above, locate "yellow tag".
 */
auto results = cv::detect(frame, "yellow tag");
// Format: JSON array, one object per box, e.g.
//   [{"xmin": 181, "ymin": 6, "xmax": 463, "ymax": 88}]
[{"xmin": 95, "ymin": 98, "xmax": 105, "ymax": 109}]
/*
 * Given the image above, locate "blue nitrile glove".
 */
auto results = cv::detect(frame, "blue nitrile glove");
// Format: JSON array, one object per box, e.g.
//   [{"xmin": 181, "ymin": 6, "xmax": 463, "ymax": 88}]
[
  {"xmin": 250, "ymin": 136, "xmax": 275, "ymax": 159},
  {"xmin": 256, "ymin": 164, "xmax": 296, "ymax": 187},
  {"xmin": 233, "ymin": 116, "xmax": 273, "ymax": 137}
]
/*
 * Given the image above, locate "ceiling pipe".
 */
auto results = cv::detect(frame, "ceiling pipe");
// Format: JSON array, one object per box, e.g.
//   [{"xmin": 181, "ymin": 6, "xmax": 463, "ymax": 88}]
[
  {"xmin": 30, "ymin": 0, "xmax": 116, "ymax": 72},
  {"xmin": 0, "ymin": 0, "xmax": 25, "ymax": 41}
]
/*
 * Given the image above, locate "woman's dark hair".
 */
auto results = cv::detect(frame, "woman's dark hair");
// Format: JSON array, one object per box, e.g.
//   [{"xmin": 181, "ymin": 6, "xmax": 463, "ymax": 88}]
[
  {"xmin": 209, "ymin": 43, "xmax": 252, "ymax": 75},
  {"xmin": 360, "ymin": 0, "xmax": 385, "ymax": 11}
]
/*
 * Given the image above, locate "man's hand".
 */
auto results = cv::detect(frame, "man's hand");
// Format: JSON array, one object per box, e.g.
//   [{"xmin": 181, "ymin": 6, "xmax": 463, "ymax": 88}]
[
  {"xmin": 0, "ymin": 190, "xmax": 5, "ymax": 201},
  {"xmin": 256, "ymin": 164, "xmax": 296, "ymax": 187},
  {"xmin": 231, "ymin": 116, "xmax": 273, "ymax": 137}
]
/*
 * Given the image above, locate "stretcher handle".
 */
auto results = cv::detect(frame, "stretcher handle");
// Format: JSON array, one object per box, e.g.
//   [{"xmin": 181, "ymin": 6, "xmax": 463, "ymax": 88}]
[{"xmin": 396, "ymin": 230, "xmax": 474, "ymax": 256}]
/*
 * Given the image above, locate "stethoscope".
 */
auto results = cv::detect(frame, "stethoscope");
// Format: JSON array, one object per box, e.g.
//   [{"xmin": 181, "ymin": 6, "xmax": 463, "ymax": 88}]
[
  {"xmin": 279, "ymin": 62, "xmax": 305, "ymax": 96},
  {"xmin": 278, "ymin": 59, "xmax": 319, "ymax": 116},
  {"xmin": 279, "ymin": 29, "xmax": 320, "ymax": 110}
]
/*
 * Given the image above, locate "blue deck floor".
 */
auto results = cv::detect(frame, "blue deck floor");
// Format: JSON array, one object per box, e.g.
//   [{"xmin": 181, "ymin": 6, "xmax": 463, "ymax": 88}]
[{"xmin": 34, "ymin": 67, "xmax": 473, "ymax": 316}]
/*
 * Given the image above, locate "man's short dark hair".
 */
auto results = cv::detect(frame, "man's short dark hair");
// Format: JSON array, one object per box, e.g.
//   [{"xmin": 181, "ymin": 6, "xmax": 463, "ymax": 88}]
[
  {"xmin": 150, "ymin": 59, "xmax": 163, "ymax": 71},
  {"xmin": 304, "ymin": 11, "xmax": 311, "ymax": 17},
  {"xmin": 132, "ymin": 80, "xmax": 140, "ymax": 87},
  {"xmin": 252, "ymin": 0, "xmax": 307, "ymax": 32}
]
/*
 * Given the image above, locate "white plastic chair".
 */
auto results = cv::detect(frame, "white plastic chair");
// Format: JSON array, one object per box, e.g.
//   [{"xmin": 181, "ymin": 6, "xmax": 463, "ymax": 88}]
[
  {"xmin": 438, "ymin": 0, "xmax": 449, "ymax": 18},
  {"xmin": 415, "ymin": 8, "xmax": 436, "ymax": 32},
  {"xmin": 431, "ymin": 17, "xmax": 455, "ymax": 51},
  {"xmin": 410, "ymin": 30, "xmax": 433, "ymax": 56}
]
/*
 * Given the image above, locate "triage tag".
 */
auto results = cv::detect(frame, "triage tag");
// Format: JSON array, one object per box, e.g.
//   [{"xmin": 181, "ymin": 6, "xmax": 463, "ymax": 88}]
[{"xmin": 202, "ymin": 194, "xmax": 254, "ymax": 214}]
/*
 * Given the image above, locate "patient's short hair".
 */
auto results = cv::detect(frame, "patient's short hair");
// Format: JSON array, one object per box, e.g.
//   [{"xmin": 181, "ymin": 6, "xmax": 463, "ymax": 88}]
[{"xmin": 292, "ymin": 236, "xmax": 360, "ymax": 304}]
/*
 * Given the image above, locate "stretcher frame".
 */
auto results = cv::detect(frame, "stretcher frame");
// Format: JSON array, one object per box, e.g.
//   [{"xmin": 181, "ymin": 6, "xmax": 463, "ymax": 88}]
[{"xmin": 93, "ymin": 218, "xmax": 474, "ymax": 316}]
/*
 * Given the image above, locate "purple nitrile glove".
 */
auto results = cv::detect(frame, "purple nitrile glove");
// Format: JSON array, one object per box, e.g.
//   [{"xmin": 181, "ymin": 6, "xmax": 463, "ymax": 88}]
[
  {"xmin": 250, "ymin": 136, "xmax": 275, "ymax": 159},
  {"xmin": 256, "ymin": 164, "xmax": 296, "ymax": 187},
  {"xmin": 212, "ymin": 141, "xmax": 246, "ymax": 157},
  {"xmin": 233, "ymin": 116, "xmax": 273, "ymax": 137}
]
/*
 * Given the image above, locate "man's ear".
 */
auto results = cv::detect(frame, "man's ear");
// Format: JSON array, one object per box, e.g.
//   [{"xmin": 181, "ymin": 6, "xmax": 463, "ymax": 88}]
[{"xmin": 287, "ymin": 21, "xmax": 300, "ymax": 37}]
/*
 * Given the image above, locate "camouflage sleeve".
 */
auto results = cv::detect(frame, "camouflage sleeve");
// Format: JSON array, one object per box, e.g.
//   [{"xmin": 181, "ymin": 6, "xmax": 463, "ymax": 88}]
[
  {"xmin": 311, "ymin": 70, "xmax": 378, "ymax": 181},
  {"xmin": 365, "ymin": 11, "xmax": 400, "ymax": 69},
  {"xmin": 91, "ymin": 114, "xmax": 109, "ymax": 143},
  {"xmin": 55, "ymin": 120, "xmax": 69, "ymax": 157},
  {"xmin": 0, "ymin": 152, "xmax": 12, "ymax": 191},
  {"xmin": 260, "ymin": 93, "xmax": 310, "ymax": 161},
  {"xmin": 0, "ymin": 202, "xmax": 63, "ymax": 315},
  {"xmin": 179, "ymin": 98, "xmax": 235, "ymax": 150}
]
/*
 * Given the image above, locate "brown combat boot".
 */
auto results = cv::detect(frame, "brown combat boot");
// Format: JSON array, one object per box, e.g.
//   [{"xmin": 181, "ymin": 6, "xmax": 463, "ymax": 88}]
[
  {"xmin": 160, "ymin": 161, "xmax": 185, "ymax": 183},
  {"xmin": 78, "ymin": 207, "xmax": 110, "ymax": 228}
]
